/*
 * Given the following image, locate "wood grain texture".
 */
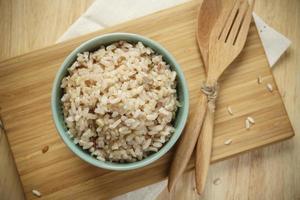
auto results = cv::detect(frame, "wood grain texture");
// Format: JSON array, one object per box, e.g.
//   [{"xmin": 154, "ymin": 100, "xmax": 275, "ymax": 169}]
[
  {"xmin": 0, "ymin": 0, "xmax": 94, "ymax": 199},
  {"xmin": 195, "ymin": 0, "xmax": 255, "ymax": 194},
  {"xmin": 168, "ymin": 94, "xmax": 207, "ymax": 192},
  {"xmin": 159, "ymin": 0, "xmax": 300, "ymax": 200},
  {"xmin": 196, "ymin": 0, "xmax": 222, "ymax": 68},
  {"xmin": 195, "ymin": 0, "xmax": 253, "ymax": 195},
  {"xmin": 0, "ymin": 126, "xmax": 25, "ymax": 200},
  {"xmin": 0, "ymin": 0, "xmax": 94, "ymax": 61},
  {"xmin": 0, "ymin": 0, "xmax": 298, "ymax": 200}
]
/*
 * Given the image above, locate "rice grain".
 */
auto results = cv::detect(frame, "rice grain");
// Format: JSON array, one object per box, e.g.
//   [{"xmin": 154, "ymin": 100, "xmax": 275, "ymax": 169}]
[{"xmin": 61, "ymin": 41, "xmax": 179, "ymax": 162}]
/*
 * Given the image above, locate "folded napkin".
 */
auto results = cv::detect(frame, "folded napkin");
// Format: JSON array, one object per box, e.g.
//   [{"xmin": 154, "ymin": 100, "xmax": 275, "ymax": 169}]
[
  {"xmin": 57, "ymin": 1, "xmax": 291, "ymax": 199},
  {"xmin": 57, "ymin": 0, "xmax": 189, "ymax": 42},
  {"xmin": 252, "ymin": 13, "xmax": 291, "ymax": 67}
]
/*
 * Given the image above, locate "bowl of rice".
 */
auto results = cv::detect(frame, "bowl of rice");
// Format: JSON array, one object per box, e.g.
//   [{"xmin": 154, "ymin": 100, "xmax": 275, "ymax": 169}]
[{"xmin": 51, "ymin": 33, "xmax": 189, "ymax": 170}]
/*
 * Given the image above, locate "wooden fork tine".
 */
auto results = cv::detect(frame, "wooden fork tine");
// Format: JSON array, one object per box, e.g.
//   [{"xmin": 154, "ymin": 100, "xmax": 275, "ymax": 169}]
[
  {"xmin": 227, "ymin": 0, "xmax": 249, "ymax": 44},
  {"xmin": 209, "ymin": 0, "xmax": 237, "ymax": 42},
  {"xmin": 219, "ymin": 0, "xmax": 241, "ymax": 41},
  {"xmin": 234, "ymin": 0, "xmax": 255, "ymax": 45}
]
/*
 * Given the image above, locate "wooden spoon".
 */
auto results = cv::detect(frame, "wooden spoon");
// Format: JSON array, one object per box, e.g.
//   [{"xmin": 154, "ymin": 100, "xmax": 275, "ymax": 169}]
[
  {"xmin": 195, "ymin": 0, "xmax": 255, "ymax": 194},
  {"xmin": 196, "ymin": 0, "xmax": 222, "ymax": 68},
  {"xmin": 167, "ymin": 0, "xmax": 221, "ymax": 192}
]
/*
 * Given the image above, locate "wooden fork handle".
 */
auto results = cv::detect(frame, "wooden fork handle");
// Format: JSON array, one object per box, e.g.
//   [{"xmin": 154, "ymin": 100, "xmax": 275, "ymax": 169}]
[
  {"xmin": 168, "ymin": 94, "xmax": 208, "ymax": 192},
  {"xmin": 195, "ymin": 106, "xmax": 215, "ymax": 195}
]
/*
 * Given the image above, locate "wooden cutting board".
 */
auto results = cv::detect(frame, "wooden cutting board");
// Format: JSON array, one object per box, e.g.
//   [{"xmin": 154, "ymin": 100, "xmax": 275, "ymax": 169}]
[{"xmin": 0, "ymin": 1, "xmax": 294, "ymax": 199}]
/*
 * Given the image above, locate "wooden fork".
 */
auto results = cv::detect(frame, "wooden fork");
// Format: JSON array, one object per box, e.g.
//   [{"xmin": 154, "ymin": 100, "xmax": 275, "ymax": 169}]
[
  {"xmin": 167, "ymin": 0, "xmax": 221, "ymax": 192},
  {"xmin": 195, "ymin": 0, "xmax": 255, "ymax": 194}
]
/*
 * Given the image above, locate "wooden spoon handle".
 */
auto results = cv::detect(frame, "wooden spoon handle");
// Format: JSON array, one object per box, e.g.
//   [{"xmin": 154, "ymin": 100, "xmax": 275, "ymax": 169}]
[
  {"xmin": 168, "ymin": 94, "xmax": 208, "ymax": 192},
  {"xmin": 195, "ymin": 106, "xmax": 215, "ymax": 195}
]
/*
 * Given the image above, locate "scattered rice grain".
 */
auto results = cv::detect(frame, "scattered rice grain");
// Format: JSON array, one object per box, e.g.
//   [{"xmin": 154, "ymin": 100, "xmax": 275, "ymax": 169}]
[
  {"xmin": 224, "ymin": 139, "xmax": 232, "ymax": 145},
  {"xmin": 227, "ymin": 106, "xmax": 233, "ymax": 115},
  {"xmin": 245, "ymin": 119, "xmax": 251, "ymax": 129},
  {"xmin": 32, "ymin": 189, "xmax": 42, "ymax": 197},
  {"xmin": 42, "ymin": 145, "xmax": 49, "ymax": 154},
  {"xmin": 247, "ymin": 116, "xmax": 255, "ymax": 124},
  {"xmin": 267, "ymin": 83, "xmax": 273, "ymax": 92},
  {"xmin": 213, "ymin": 178, "xmax": 221, "ymax": 185}
]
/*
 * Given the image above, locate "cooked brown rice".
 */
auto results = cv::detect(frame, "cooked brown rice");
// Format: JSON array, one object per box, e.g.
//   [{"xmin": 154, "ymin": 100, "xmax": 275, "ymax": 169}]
[{"xmin": 61, "ymin": 41, "xmax": 179, "ymax": 162}]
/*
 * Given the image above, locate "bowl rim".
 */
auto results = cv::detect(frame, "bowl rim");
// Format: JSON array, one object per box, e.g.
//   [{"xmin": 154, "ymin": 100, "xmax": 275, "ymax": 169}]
[{"xmin": 51, "ymin": 32, "xmax": 189, "ymax": 171}]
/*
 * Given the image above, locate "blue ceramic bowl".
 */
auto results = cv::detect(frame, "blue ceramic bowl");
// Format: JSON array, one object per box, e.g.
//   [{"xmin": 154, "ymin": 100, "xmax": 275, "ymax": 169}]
[{"xmin": 51, "ymin": 33, "xmax": 189, "ymax": 170}]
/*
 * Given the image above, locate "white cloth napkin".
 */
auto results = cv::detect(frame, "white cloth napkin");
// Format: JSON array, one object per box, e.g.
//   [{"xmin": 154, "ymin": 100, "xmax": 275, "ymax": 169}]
[
  {"xmin": 57, "ymin": 1, "xmax": 291, "ymax": 199},
  {"xmin": 252, "ymin": 13, "xmax": 291, "ymax": 67},
  {"xmin": 57, "ymin": 0, "xmax": 190, "ymax": 42}
]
